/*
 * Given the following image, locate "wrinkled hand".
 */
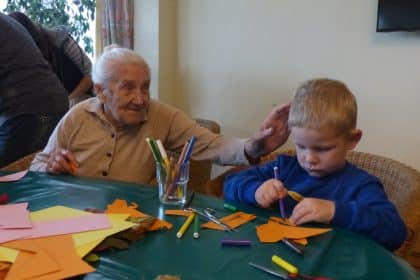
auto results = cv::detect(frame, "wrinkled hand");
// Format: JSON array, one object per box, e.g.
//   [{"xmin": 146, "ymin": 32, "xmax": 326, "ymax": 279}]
[
  {"xmin": 255, "ymin": 179, "xmax": 288, "ymax": 208},
  {"xmin": 289, "ymin": 198, "xmax": 335, "ymax": 225},
  {"xmin": 46, "ymin": 148, "xmax": 78, "ymax": 174},
  {"xmin": 245, "ymin": 103, "xmax": 291, "ymax": 159}
]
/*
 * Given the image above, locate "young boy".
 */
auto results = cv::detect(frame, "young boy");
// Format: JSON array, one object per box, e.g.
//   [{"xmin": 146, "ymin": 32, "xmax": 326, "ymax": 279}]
[{"xmin": 223, "ymin": 78, "xmax": 406, "ymax": 251}]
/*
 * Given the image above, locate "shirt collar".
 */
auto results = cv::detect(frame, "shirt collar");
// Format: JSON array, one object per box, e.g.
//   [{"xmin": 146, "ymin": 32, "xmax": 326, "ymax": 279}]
[{"xmin": 83, "ymin": 97, "xmax": 150, "ymax": 130}]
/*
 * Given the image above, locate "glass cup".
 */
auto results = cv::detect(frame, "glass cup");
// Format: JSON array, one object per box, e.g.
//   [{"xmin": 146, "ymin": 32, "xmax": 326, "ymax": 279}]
[{"xmin": 157, "ymin": 161, "xmax": 190, "ymax": 205}]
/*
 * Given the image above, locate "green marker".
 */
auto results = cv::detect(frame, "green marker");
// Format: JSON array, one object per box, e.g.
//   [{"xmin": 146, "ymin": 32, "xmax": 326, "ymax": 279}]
[
  {"xmin": 224, "ymin": 203, "xmax": 237, "ymax": 212},
  {"xmin": 193, "ymin": 214, "xmax": 200, "ymax": 239}
]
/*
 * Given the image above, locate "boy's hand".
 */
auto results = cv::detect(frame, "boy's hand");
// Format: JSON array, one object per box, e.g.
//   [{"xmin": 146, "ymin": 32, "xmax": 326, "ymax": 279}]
[
  {"xmin": 46, "ymin": 148, "xmax": 78, "ymax": 174},
  {"xmin": 289, "ymin": 198, "xmax": 335, "ymax": 225},
  {"xmin": 255, "ymin": 179, "xmax": 288, "ymax": 208}
]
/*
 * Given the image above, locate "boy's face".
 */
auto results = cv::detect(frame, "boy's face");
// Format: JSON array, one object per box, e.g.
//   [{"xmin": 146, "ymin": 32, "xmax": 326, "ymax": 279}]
[{"xmin": 291, "ymin": 126, "xmax": 361, "ymax": 177}]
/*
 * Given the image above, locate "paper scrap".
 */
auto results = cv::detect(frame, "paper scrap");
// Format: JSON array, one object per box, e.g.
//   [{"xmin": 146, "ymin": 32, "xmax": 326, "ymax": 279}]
[
  {"xmin": 201, "ymin": 212, "xmax": 257, "ymax": 230},
  {"xmin": 0, "ymin": 203, "xmax": 32, "ymax": 229},
  {"xmin": 106, "ymin": 199, "xmax": 172, "ymax": 231},
  {"xmin": 0, "ymin": 170, "xmax": 28, "ymax": 182},
  {"xmin": 164, "ymin": 209, "xmax": 191, "ymax": 217},
  {"xmin": 256, "ymin": 220, "xmax": 332, "ymax": 243}
]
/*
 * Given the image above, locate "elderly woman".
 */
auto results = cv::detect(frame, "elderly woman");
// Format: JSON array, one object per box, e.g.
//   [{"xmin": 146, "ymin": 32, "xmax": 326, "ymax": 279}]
[{"xmin": 30, "ymin": 45, "xmax": 290, "ymax": 184}]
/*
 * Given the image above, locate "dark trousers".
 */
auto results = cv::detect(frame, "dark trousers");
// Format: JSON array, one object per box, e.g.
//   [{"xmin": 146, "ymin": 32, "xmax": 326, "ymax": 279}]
[{"xmin": 0, "ymin": 113, "xmax": 64, "ymax": 168}]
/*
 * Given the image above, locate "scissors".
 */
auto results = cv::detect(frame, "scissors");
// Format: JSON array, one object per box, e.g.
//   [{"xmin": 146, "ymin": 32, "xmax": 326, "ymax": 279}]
[{"xmin": 185, "ymin": 207, "xmax": 237, "ymax": 233}]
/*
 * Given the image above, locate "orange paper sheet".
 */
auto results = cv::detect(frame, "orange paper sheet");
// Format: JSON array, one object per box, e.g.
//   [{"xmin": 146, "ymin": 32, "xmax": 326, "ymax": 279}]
[
  {"xmin": 256, "ymin": 220, "xmax": 332, "ymax": 243},
  {"xmin": 3, "ymin": 235, "xmax": 94, "ymax": 280},
  {"xmin": 201, "ymin": 212, "xmax": 257, "ymax": 230},
  {"xmin": 106, "ymin": 199, "xmax": 146, "ymax": 218},
  {"xmin": 164, "ymin": 209, "xmax": 191, "ymax": 217},
  {"xmin": 106, "ymin": 199, "xmax": 172, "ymax": 231}
]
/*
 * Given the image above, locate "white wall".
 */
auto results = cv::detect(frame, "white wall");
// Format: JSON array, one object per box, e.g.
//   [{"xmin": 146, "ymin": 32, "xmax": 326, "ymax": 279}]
[
  {"xmin": 174, "ymin": 0, "xmax": 420, "ymax": 171},
  {"xmin": 133, "ymin": 0, "xmax": 159, "ymax": 99},
  {"xmin": 134, "ymin": 0, "xmax": 420, "ymax": 173}
]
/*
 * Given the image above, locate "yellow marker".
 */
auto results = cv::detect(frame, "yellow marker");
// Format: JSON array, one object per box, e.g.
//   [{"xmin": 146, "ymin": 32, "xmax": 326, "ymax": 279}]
[
  {"xmin": 271, "ymin": 255, "xmax": 298, "ymax": 275},
  {"xmin": 176, "ymin": 213, "xmax": 195, "ymax": 238}
]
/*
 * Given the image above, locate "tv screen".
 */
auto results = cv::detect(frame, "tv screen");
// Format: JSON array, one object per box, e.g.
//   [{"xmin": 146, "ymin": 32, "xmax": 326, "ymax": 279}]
[{"xmin": 377, "ymin": 0, "xmax": 420, "ymax": 32}]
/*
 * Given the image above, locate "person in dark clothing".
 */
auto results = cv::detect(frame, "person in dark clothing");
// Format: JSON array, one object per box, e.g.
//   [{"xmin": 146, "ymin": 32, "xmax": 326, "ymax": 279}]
[
  {"xmin": 8, "ymin": 11, "xmax": 93, "ymax": 107},
  {"xmin": 0, "ymin": 12, "xmax": 68, "ymax": 167}
]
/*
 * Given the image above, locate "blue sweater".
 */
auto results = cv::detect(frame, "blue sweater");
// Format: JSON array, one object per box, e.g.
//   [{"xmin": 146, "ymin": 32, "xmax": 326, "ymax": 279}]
[{"xmin": 223, "ymin": 155, "xmax": 407, "ymax": 251}]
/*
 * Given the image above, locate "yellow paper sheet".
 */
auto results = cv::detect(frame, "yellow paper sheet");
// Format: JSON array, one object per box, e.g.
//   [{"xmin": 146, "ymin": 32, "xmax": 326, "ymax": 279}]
[
  {"xmin": 0, "ymin": 247, "xmax": 19, "ymax": 263},
  {"xmin": 73, "ymin": 214, "xmax": 135, "ymax": 257}
]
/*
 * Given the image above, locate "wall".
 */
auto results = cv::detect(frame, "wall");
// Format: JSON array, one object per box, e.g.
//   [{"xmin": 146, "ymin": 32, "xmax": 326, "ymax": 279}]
[
  {"xmin": 134, "ymin": 0, "xmax": 420, "ymax": 175},
  {"xmin": 133, "ymin": 0, "xmax": 178, "ymax": 103},
  {"xmin": 175, "ymin": 0, "xmax": 420, "ymax": 172}
]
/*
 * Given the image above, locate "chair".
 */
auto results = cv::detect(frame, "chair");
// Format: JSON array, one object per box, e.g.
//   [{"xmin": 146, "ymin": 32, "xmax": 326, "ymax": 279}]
[
  {"xmin": 204, "ymin": 149, "xmax": 420, "ymax": 269},
  {"xmin": 188, "ymin": 118, "xmax": 221, "ymax": 194},
  {"xmin": 0, "ymin": 152, "xmax": 38, "ymax": 172}
]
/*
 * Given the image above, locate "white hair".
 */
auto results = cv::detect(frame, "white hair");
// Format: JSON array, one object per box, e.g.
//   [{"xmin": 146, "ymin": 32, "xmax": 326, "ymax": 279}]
[{"xmin": 92, "ymin": 45, "xmax": 149, "ymax": 86}]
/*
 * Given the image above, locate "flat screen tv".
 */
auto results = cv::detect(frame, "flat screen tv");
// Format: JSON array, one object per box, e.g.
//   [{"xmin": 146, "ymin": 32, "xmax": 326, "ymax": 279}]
[{"xmin": 377, "ymin": 0, "xmax": 420, "ymax": 32}]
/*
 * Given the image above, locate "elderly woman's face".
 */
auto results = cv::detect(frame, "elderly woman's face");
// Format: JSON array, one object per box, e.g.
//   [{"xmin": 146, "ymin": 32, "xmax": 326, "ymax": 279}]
[{"xmin": 100, "ymin": 63, "xmax": 150, "ymax": 128}]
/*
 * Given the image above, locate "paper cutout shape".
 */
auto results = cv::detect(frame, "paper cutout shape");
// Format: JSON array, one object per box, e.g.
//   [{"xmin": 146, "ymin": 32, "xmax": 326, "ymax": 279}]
[
  {"xmin": 4, "ymin": 235, "xmax": 94, "ymax": 280},
  {"xmin": 256, "ymin": 220, "xmax": 332, "ymax": 243},
  {"xmin": 106, "ymin": 199, "xmax": 146, "ymax": 218},
  {"xmin": 0, "ymin": 203, "xmax": 32, "ymax": 229},
  {"xmin": 106, "ymin": 199, "xmax": 172, "ymax": 231},
  {"xmin": 164, "ymin": 209, "xmax": 191, "ymax": 217},
  {"xmin": 0, "ymin": 170, "xmax": 28, "ymax": 182},
  {"xmin": 201, "ymin": 212, "xmax": 257, "ymax": 230}
]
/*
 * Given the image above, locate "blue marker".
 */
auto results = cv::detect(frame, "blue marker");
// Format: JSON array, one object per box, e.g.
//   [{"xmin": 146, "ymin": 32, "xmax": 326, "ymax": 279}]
[{"xmin": 274, "ymin": 166, "xmax": 286, "ymax": 219}]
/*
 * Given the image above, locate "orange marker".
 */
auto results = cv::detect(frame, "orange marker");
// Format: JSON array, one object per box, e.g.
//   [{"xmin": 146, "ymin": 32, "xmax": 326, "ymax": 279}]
[{"xmin": 69, "ymin": 162, "xmax": 77, "ymax": 173}]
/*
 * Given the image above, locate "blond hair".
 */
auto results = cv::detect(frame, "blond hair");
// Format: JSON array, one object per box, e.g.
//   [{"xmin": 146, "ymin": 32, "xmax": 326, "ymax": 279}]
[{"xmin": 288, "ymin": 78, "xmax": 357, "ymax": 136}]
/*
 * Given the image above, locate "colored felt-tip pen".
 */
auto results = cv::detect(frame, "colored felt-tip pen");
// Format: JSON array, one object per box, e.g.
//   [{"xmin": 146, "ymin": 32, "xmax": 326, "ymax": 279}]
[
  {"xmin": 274, "ymin": 166, "xmax": 286, "ymax": 219},
  {"xmin": 221, "ymin": 239, "xmax": 252, "ymax": 246},
  {"xmin": 223, "ymin": 203, "xmax": 237, "ymax": 212},
  {"xmin": 281, "ymin": 238, "xmax": 303, "ymax": 255},
  {"xmin": 272, "ymin": 255, "xmax": 298, "ymax": 275},
  {"xmin": 176, "ymin": 213, "xmax": 195, "ymax": 238},
  {"xmin": 193, "ymin": 214, "xmax": 200, "ymax": 239}
]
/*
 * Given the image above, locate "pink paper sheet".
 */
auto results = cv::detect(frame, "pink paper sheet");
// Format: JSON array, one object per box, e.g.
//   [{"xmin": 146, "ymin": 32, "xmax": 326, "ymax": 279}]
[
  {"xmin": 0, "ymin": 170, "xmax": 28, "ymax": 182},
  {"xmin": 0, "ymin": 213, "xmax": 110, "ymax": 244},
  {"xmin": 0, "ymin": 202, "xmax": 32, "ymax": 229}
]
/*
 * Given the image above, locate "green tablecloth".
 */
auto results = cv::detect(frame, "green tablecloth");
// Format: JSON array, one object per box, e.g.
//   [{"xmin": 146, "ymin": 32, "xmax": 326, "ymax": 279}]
[{"xmin": 1, "ymin": 171, "xmax": 419, "ymax": 280}]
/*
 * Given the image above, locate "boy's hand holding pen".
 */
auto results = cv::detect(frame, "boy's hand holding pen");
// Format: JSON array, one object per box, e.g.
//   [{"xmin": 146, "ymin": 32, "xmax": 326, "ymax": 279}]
[{"xmin": 254, "ymin": 168, "xmax": 288, "ymax": 209}]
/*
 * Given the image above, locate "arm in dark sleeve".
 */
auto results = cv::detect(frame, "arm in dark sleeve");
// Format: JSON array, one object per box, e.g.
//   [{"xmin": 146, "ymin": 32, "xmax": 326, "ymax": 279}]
[
  {"xmin": 332, "ymin": 179, "xmax": 407, "ymax": 251},
  {"xmin": 223, "ymin": 159, "xmax": 279, "ymax": 204}
]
